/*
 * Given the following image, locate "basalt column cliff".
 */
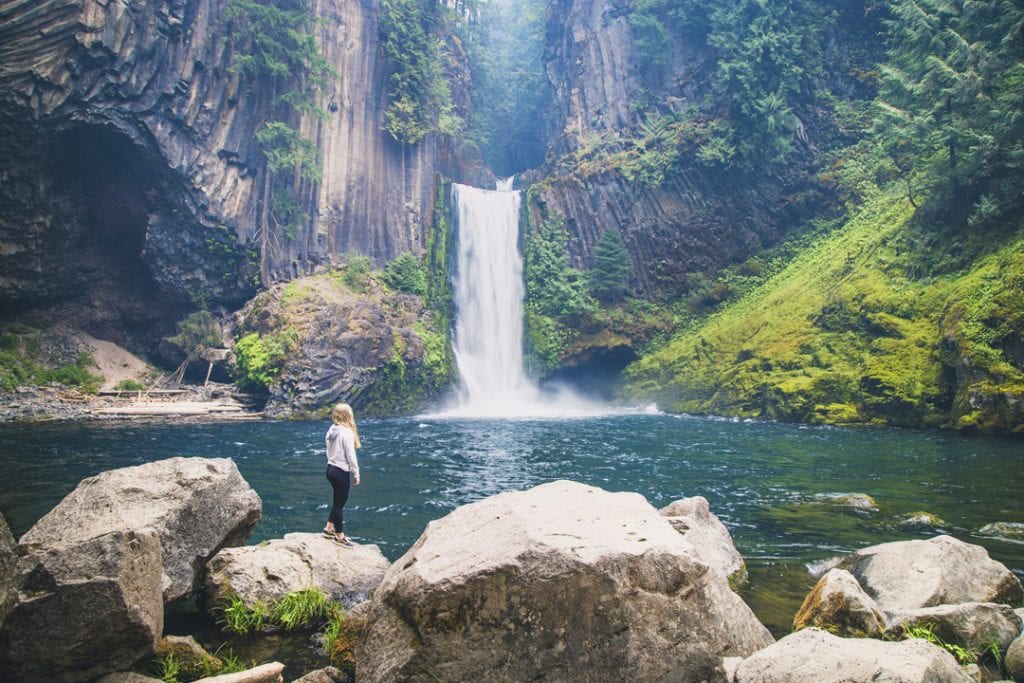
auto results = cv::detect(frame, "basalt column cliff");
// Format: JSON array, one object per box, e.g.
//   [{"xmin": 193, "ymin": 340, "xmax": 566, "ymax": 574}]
[{"xmin": 0, "ymin": 0, "xmax": 452, "ymax": 349}]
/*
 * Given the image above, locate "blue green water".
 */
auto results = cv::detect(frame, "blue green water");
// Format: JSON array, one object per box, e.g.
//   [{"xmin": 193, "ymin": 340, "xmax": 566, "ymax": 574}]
[{"xmin": 1, "ymin": 414, "xmax": 1021, "ymax": 633}]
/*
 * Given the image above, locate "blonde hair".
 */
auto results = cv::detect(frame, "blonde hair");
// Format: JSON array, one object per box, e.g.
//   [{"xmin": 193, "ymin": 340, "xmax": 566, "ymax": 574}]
[{"xmin": 331, "ymin": 403, "xmax": 361, "ymax": 448}]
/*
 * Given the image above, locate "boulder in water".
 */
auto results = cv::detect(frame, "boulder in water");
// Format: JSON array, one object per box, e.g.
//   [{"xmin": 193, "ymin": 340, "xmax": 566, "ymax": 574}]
[
  {"xmin": 660, "ymin": 495, "xmax": 747, "ymax": 586},
  {"xmin": 203, "ymin": 532, "xmax": 390, "ymax": 610},
  {"xmin": 893, "ymin": 602, "xmax": 1022, "ymax": 656},
  {"xmin": 839, "ymin": 535, "xmax": 1023, "ymax": 614},
  {"xmin": 978, "ymin": 522, "xmax": 1024, "ymax": 542},
  {"xmin": 19, "ymin": 456, "xmax": 262, "ymax": 601},
  {"xmin": 734, "ymin": 627, "xmax": 974, "ymax": 682},
  {"xmin": 0, "ymin": 529, "xmax": 163, "ymax": 683},
  {"xmin": 895, "ymin": 511, "xmax": 947, "ymax": 530},
  {"xmin": 357, "ymin": 480, "xmax": 773, "ymax": 683},
  {"xmin": 792, "ymin": 568, "xmax": 886, "ymax": 637}
]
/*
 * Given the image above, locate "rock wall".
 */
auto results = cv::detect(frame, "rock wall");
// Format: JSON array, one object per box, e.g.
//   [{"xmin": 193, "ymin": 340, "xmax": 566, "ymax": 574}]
[
  {"xmin": 0, "ymin": 0, "xmax": 457, "ymax": 346},
  {"xmin": 536, "ymin": 0, "xmax": 835, "ymax": 296}
]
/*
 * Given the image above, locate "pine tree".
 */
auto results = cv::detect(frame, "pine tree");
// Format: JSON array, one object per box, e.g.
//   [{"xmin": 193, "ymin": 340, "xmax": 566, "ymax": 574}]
[
  {"xmin": 589, "ymin": 228, "xmax": 633, "ymax": 303},
  {"xmin": 877, "ymin": 0, "xmax": 1024, "ymax": 202}
]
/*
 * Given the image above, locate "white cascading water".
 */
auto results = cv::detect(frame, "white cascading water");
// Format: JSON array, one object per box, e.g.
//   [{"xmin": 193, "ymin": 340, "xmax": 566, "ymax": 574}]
[
  {"xmin": 447, "ymin": 178, "xmax": 535, "ymax": 416},
  {"xmin": 441, "ymin": 178, "xmax": 592, "ymax": 417}
]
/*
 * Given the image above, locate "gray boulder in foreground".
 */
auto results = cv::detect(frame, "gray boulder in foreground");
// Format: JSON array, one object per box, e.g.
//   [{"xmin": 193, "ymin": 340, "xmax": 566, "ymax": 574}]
[
  {"xmin": 20, "ymin": 456, "xmax": 261, "ymax": 601},
  {"xmin": 893, "ymin": 601, "xmax": 1023, "ymax": 656},
  {"xmin": 1006, "ymin": 633, "xmax": 1024, "ymax": 682},
  {"xmin": 734, "ymin": 627, "xmax": 974, "ymax": 683},
  {"xmin": 660, "ymin": 495, "xmax": 747, "ymax": 585},
  {"xmin": 203, "ymin": 532, "xmax": 390, "ymax": 610},
  {"xmin": 792, "ymin": 568, "xmax": 886, "ymax": 637},
  {"xmin": 840, "ymin": 534, "xmax": 1023, "ymax": 614},
  {"xmin": 0, "ymin": 529, "xmax": 163, "ymax": 683},
  {"xmin": 358, "ymin": 480, "xmax": 773, "ymax": 683}
]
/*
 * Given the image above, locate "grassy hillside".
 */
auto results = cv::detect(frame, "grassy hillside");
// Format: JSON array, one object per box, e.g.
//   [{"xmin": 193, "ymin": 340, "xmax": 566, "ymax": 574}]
[{"xmin": 622, "ymin": 193, "xmax": 1024, "ymax": 435}]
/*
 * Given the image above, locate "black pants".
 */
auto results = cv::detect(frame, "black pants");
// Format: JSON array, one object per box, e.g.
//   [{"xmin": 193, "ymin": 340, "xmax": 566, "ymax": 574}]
[{"xmin": 326, "ymin": 465, "xmax": 351, "ymax": 533}]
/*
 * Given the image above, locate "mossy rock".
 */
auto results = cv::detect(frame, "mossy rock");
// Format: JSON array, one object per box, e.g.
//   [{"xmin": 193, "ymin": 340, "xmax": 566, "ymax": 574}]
[{"xmin": 155, "ymin": 636, "xmax": 222, "ymax": 679}]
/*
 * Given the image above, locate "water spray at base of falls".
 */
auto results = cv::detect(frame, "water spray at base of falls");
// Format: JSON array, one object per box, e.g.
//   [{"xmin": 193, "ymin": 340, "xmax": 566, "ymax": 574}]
[{"xmin": 432, "ymin": 179, "xmax": 648, "ymax": 419}]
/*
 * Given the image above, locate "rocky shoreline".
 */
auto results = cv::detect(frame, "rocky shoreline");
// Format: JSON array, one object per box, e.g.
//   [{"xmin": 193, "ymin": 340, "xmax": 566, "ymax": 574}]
[
  {"xmin": 0, "ymin": 383, "xmax": 263, "ymax": 424},
  {"xmin": 1, "ymin": 459, "xmax": 1023, "ymax": 682}
]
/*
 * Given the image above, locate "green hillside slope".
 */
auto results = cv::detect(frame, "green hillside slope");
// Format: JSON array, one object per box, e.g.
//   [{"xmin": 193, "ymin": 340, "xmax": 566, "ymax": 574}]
[{"xmin": 622, "ymin": 194, "xmax": 1024, "ymax": 435}]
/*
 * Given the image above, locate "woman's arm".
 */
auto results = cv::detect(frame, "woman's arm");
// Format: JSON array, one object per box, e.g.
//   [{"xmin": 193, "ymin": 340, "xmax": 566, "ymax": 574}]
[{"xmin": 343, "ymin": 429, "xmax": 360, "ymax": 484}]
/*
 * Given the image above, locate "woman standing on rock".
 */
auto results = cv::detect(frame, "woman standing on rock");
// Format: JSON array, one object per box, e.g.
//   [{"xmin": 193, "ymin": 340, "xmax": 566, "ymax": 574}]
[{"xmin": 322, "ymin": 403, "xmax": 361, "ymax": 547}]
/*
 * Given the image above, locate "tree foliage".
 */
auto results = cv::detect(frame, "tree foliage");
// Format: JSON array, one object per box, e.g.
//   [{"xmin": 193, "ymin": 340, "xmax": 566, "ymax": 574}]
[
  {"xmin": 590, "ymin": 228, "xmax": 633, "ymax": 303},
  {"xmin": 523, "ymin": 217, "xmax": 596, "ymax": 318},
  {"xmin": 384, "ymin": 252, "xmax": 429, "ymax": 295},
  {"xmin": 875, "ymin": 0, "xmax": 1024, "ymax": 208},
  {"xmin": 380, "ymin": 0, "xmax": 461, "ymax": 144},
  {"xmin": 627, "ymin": 0, "xmax": 828, "ymax": 169}
]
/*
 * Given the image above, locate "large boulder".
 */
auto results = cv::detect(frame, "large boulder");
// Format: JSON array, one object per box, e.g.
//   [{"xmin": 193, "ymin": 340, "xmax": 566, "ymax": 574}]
[
  {"xmin": 357, "ymin": 480, "xmax": 773, "ymax": 683},
  {"xmin": 203, "ymin": 533, "xmax": 390, "ymax": 610},
  {"xmin": 0, "ymin": 513, "xmax": 18, "ymax": 626},
  {"xmin": 660, "ymin": 496, "xmax": 747, "ymax": 585},
  {"xmin": 0, "ymin": 529, "xmax": 163, "ymax": 683},
  {"xmin": 893, "ymin": 602, "xmax": 1022, "ymax": 655},
  {"xmin": 20, "ymin": 457, "xmax": 262, "ymax": 601},
  {"xmin": 1006, "ymin": 633, "xmax": 1024, "ymax": 682},
  {"xmin": 792, "ymin": 568, "xmax": 886, "ymax": 637},
  {"xmin": 734, "ymin": 627, "xmax": 974, "ymax": 683},
  {"xmin": 839, "ymin": 535, "xmax": 1023, "ymax": 614}
]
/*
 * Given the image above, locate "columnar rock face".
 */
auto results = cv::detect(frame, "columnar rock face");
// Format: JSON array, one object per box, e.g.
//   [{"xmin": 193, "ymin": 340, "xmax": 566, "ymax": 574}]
[
  {"xmin": 203, "ymin": 532, "xmax": 390, "ymax": 609},
  {"xmin": 0, "ymin": 0, "xmax": 460, "ymax": 345},
  {"xmin": 357, "ymin": 480, "xmax": 773, "ymax": 683},
  {"xmin": 19, "ymin": 456, "xmax": 262, "ymax": 601},
  {"xmin": 734, "ymin": 628, "xmax": 974, "ymax": 683},
  {"xmin": 0, "ymin": 529, "xmax": 164, "ymax": 683},
  {"xmin": 536, "ymin": 0, "xmax": 829, "ymax": 296}
]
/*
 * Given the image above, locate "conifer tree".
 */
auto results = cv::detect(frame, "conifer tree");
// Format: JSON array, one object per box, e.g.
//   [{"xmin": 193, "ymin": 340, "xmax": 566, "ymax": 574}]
[
  {"xmin": 877, "ymin": 0, "xmax": 1024, "ymax": 203},
  {"xmin": 589, "ymin": 228, "xmax": 633, "ymax": 303}
]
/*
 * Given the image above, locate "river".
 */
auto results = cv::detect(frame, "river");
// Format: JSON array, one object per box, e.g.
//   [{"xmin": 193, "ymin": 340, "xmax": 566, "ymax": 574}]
[{"xmin": 1, "ymin": 414, "xmax": 1021, "ymax": 635}]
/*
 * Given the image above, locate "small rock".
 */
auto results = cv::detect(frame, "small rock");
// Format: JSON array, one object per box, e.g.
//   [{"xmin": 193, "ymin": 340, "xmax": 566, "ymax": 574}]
[
  {"xmin": 792, "ymin": 568, "xmax": 886, "ymax": 637},
  {"xmin": 979, "ymin": 522, "xmax": 1024, "ymax": 542},
  {"xmin": 817, "ymin": 492, "xmax": 878, "ymax": 511},
  {"xmin": 734, "ymin": 627, "xmax": 974, "ymax": 682},
  {"xmin": 292, "ymin": 666, "xmax": 347, "ymax": 683},
  {"xmin": 840, "ymin": 535, "xmax": 1023, "ymax": 614},
  {"xmin": 95, "ymin": 674, "xmax": 164, "ymax": 683},
  {"xmin": 156, "ymin": 635, "xmax": 222, "ymax": 679},
  {"xmin": 897, "ymin": 511, "xmax": 947, "ymax": 530}
]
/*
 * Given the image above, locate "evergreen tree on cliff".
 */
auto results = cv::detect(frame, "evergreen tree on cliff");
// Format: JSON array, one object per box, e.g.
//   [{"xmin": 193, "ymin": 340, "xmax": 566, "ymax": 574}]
[{"xmin": 590, "ymin": 228, "xmax": 632, "ymax": 303}]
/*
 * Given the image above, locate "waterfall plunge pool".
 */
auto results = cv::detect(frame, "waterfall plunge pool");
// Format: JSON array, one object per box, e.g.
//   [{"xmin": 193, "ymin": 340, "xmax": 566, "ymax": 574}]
[{"xmin": 1, "ymin": 413, "xmax": 1021, "ymax": 635}]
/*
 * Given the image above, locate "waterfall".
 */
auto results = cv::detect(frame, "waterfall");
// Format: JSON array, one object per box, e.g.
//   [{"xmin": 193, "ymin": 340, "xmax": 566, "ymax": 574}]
[
  {"xmin": 439, "ymin": 178, "xmax": 608, "ymax": 419},
  {"xmin": 448, "ymin": 179, "xmax": 535, "ymax": 416}
]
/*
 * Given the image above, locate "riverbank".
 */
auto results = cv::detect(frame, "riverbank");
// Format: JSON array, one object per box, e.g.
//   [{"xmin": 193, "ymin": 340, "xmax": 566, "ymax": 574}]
[{"xmin": 0, "ymin": 383, "xmax": 263, "ymax": 423}]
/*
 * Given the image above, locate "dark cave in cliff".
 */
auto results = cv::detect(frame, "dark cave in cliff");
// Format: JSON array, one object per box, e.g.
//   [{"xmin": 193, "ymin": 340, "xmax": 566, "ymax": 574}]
[
  {"xmin": 543, "ymin": 345, "xmax": 638, "ymax": 401},
  {"xmin": 37, "ymin": 125, "xmax": 179, "ymax": 351}
]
